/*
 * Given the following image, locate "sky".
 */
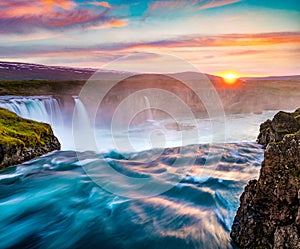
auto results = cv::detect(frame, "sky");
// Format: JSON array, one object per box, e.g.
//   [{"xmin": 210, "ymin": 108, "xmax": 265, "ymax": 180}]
[{"xmin": 0, "ymin": 0, "xmax": 299, "ymax": 76}]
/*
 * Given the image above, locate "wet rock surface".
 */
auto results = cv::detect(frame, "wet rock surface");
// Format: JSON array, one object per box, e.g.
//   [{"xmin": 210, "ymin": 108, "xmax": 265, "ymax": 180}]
[{"xmin": 231, "ymin": 108, "xmax": 300, "ymax": 249}]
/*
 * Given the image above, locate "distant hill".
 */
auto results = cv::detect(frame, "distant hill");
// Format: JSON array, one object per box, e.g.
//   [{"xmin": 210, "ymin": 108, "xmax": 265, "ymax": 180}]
[
  {"xmin": 0, "ymin": 61, "xmax": 123, "ymax": 80},
  {"xmin": 0, "ymin": 61, "xmax": 299, "ymax": 115},
  {"xmin": 241, "ymin": 75, "xmax": 300, "ymax": 81},
  {"xmin": 0, "ymin": 61, "xmax": 225, "ymax": 82},
  {"xmin": 1, "ymin": 60, "xmax": 299, "ymax": 82}
]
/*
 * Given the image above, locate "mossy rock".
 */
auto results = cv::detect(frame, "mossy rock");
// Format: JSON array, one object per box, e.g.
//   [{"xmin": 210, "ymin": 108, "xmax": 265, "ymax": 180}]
[
  {"xmin": 293, "ymin": 108, "xmax": 300, "ymax": 117},
  {"xmin": 257, "ymin": 108, "xmax": 300, "ymax": 147},
  {"xmin": 0, "ymin": 108, "xmax": 60, "ymax": 168}
]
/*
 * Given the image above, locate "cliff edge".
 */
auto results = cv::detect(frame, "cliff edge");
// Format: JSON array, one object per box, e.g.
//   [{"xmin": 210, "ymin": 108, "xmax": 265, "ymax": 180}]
[
  {"xmin": 0, "ymin": 108, "xmax": 60, "ymax": 169},
  {"xmin": 231, "ymin": 108, "xmax": 300, "ymax": 249}
]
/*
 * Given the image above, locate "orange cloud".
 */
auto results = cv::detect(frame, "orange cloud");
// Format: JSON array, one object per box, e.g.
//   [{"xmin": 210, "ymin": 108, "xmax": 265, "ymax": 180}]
[
  {"xmin": 45, "ymin": 0, "xmax": 77, "ymax": 10},
  {"xmin": 121, "ymin": 32, "xmax": 300, "ymax": 50},
  {"xmin": 209, "ymin": 33, "xmax": 300, "ymax": 46},
  {"xmin": 85, "ymin": 1, "xmax": 112, "ymax": 8},
  {"xmin": 88, "ymin": 18, "xmax": 128, "ymax": 30},
  {"xmin": 105, "ymin": 18, "xmax": 127, "ymax": 27},
  {"xmin": 2, "ymin": 32, "xmax": 299, "ymax": 59}
]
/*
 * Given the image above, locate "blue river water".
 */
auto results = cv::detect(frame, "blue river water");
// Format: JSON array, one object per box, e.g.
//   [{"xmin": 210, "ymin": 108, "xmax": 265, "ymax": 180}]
[
  {"xmin": 0, "ymin": 143, "xmax": 263, "ymax": 249},
  {"xmin": 0, "ymin": 96, "xmax": 272, "ymax": 249}
]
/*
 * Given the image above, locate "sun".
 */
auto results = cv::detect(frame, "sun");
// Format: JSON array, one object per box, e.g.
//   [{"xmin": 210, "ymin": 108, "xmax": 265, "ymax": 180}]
[{"xmin": 221, "ymin": 72, "xmax": 240, "ymax": 85}]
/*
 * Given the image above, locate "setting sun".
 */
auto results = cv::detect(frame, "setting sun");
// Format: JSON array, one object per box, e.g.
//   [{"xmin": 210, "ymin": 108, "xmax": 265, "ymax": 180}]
[{"xmin": 220, "ymin": 72, "xmax": 240, "ymax": 84}]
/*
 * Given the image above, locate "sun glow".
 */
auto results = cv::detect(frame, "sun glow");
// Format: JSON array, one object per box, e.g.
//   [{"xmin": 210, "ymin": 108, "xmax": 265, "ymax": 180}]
[{"xmin": 220, "ymin": 72, "xmax": 240, "ymax": 84}]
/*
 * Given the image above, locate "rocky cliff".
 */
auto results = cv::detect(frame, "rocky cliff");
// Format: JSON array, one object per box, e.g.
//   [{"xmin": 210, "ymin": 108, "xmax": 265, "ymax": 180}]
[
  {"xmin": 0, "ymin": 108, "xmax": 60, "ymax": 168},
  {"xmin": 231, "ymin": 108, "xmax": 300, "ymax": 248}
]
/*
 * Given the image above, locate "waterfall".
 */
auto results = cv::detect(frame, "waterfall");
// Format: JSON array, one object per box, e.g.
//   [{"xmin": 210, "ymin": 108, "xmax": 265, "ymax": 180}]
[
  {"xmin": 143, "ymin": 96, "xmax": 154, "ymax": 121},
  {"xmin": 73, "ymin": 98, "xmax": 96, "ymax": 151},
  {"xmin": 0, "ymin": 96, "xmax": 63, "ymax": 128},
  {"xmin": 0, "ymin": 95, "xmax": 67, "ymax": 147}
]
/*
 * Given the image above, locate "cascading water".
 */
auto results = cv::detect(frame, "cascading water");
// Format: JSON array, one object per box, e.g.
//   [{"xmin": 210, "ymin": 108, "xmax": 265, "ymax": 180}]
[
  {"xmin": 0, "ymin": 95, "xmax": 68, "ymax": 148},
  {"xmin": 73, "ymin": 97, "xmax": 97, "ymax": 151},
  {"xmin": 143, "ymin": 95, "xmax": 154, "ymax": 121},
  {"xmin": 0, "ymin": 96, "xmax": 63, "ymax": 128}
]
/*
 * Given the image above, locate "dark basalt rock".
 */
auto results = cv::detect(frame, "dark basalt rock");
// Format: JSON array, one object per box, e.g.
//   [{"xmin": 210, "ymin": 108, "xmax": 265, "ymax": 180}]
[
  {"xmin": 257, "ymin": 109, "xmax": 300, "ymax": 147},
  {"xmin": 231, "ymin": 108, "xmax": 300, "ymax": 249}
]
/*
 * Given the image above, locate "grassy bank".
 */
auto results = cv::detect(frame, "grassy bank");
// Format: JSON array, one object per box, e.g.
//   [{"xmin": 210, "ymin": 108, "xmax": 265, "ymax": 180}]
[
  {"xmin": 0, "ymin": 80, "xmax": 85, "ymax": 96},
  {"xmin": 0, "ymin": 108, "xmax": 61, "ymax": 168},
  {"xmin": 0, "ymin": 108, "xmax": 54, "ymax": 148}
]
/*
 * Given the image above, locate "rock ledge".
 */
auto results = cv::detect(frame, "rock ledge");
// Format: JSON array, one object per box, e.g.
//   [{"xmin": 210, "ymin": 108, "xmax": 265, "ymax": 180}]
[{"xmin": 231, "ymin": 108, "xmax": 300, "ymax": 249}]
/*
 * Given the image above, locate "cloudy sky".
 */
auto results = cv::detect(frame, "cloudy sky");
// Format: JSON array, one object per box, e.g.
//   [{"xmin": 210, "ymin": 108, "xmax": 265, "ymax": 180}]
[{"xmin": 0, "ymin": 0, "xmax": 299, "ymax": 76}]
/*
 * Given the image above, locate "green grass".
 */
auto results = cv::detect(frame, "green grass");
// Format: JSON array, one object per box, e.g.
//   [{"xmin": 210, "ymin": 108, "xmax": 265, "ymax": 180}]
[
  {"xmin": 0, "ymin": 108, "xmax": 53, "ymax": 149},
  {"xmin": 0, "ymin": 80, "xmax": 85, "ymax": 96}
]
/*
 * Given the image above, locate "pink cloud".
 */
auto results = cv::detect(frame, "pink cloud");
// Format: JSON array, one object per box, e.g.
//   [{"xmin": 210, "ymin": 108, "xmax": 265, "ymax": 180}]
[
  {"xmin": 118, "ymin": 32, "xmax": 300, "ymax": 50},
  {"xmin": 85, "ymin": 1, "xmax": 112, "ymax": 8},
  {"xmin": 198, "ymin": 0, "xmax": 241, "ymax": 10},
  {"xmin": 148, "ymin": 0, "xmax": 241, "ymax": 11},
  {"xmin": 10, "ymin": 33, "xmax": 62, "ymax": 42},
  {"xmin": 149, "ymin": 1, "xmax": 188, "ymax": 10},
  {"xmin": 3, "ymin": 32, "xmax": 298, "ymax": 58},
  {"xmin": 0, "ymin": 0, "xmax": 125, "ymax": 33},
  {"xmin": 0, "ymin": 0, "xmax": 77, "ymax": 18}
]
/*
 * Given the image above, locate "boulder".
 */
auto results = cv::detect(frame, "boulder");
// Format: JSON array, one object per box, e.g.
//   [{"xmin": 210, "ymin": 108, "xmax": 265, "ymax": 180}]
[{"xmin": 257, "ymin": 109, "xmax": 300, "ymax": 147}]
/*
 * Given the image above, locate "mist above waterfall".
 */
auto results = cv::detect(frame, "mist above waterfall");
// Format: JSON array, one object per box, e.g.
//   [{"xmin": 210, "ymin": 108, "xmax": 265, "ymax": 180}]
[{"xmin": 0, "ymin": 95, "xmax": 284, "ymax": 153}]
